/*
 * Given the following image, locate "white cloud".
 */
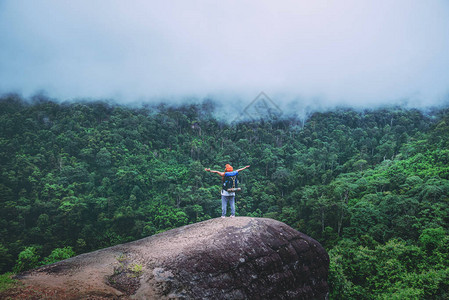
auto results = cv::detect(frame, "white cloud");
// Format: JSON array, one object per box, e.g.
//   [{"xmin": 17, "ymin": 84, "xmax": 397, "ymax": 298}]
[{"xmin": 1, "ymin": 0, "xmax": 448, "ymax": 108}]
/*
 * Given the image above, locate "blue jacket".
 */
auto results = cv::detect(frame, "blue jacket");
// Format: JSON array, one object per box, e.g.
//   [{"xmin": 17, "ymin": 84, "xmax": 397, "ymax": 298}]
[{"xmin": 224, "ymin": 171, "xmax": 238, "ymax": 177}]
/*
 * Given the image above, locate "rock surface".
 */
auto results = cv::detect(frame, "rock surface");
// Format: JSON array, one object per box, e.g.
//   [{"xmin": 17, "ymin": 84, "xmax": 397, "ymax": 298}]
[{"xmin": 12, "ymin": 217, "xmax": 329, "ymax": 299}]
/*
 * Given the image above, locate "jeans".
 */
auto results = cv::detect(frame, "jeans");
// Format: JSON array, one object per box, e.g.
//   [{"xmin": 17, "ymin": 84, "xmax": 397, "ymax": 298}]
[{"xmin": 221, "ymin": 195, "xmax": 235, "ymax": 216}]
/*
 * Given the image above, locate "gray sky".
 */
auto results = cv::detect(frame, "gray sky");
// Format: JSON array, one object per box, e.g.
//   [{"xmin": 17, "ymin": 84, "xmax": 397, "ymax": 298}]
[{"xmin": 1, "ymin": 0, "xmax": 449, "ymax": 109}]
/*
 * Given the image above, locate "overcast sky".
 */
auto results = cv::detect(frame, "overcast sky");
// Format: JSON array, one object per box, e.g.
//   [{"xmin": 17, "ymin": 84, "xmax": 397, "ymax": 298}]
[{"xmin": 1, "ymin": 0, "xmax": 449, "ymax": 109}]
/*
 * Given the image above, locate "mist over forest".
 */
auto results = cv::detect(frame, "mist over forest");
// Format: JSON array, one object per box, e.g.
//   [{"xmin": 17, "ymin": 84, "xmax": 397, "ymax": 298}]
[
  {"xmin": 1, "ymin": 0, "xmax": 449, "ymax": 298},
  {"xmin": 1, "ymin": 93, "xmax": 449, "ymax": 298},
  {"xmin": 2, "ymin": 1, "xmax": 449, "ymax": 106}
]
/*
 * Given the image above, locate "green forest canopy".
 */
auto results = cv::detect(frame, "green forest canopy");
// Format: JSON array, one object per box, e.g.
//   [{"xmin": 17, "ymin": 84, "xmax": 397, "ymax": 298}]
[{"xmin": 1, "ymin": 95, "xmax": 448, "ymax": 298}]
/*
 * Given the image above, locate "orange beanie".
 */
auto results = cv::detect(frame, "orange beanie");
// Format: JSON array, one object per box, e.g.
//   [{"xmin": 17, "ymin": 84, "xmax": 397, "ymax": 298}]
[{"xmin": 225, "ymin": 164, "xmax": 233, "ymax": 172}]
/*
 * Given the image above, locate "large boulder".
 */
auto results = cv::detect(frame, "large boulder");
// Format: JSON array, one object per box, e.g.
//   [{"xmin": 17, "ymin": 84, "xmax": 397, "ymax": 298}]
[{"xmin": 14, "ymin": 217, "xmax": 329, "ymax": 299}]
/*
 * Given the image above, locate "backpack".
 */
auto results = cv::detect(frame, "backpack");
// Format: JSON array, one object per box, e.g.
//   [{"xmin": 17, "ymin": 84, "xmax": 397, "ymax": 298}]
[{"xmin": 223, "ymin": 171, "xmax": 241, "ymax": 192}]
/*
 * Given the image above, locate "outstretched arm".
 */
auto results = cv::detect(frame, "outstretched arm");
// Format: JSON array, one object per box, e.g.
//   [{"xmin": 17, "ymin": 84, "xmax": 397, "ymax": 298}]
[
  {"xmin": 236, "ymin": 165, "xmax": 250, "ymax": 172},
  {"xmin": 204, "ymin": 168, "xmax": 225, "ymax": 177}
]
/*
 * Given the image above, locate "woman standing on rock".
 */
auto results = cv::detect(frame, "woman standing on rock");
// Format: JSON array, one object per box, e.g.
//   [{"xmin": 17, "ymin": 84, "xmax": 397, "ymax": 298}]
[{"xmin": 204, "ymin": 164, "xmax": 250, "ymax": 218}]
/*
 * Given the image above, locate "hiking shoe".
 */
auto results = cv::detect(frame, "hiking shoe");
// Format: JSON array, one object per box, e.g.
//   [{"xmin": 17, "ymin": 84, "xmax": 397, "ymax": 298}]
[
  {"xmin": 221, "ymin": 216, "xmax": 226, "ymax": 218},
  {"xmin": 230, "ymin": 215, "xmax": 235, "ymax": 218}
]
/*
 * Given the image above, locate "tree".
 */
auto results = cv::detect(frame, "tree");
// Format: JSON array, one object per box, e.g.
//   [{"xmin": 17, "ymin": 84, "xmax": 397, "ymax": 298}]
[
  {"xmin": 328, "ymin": 174, "xmax": 358, "ymax": 236},
  {"xmin": 13, "ymin": 247, "xmax": 40, "ymax": 273},
  {"xmin": 419, "ymin": 227, "xmax": 445, "ymax": 252},
  {"xmin": 0, "ymin": 244, "xmax": 13, "ymax": 274},
  {"xmin": 41, "ymin": 246, "xmax": 76, "ymax": 265}
]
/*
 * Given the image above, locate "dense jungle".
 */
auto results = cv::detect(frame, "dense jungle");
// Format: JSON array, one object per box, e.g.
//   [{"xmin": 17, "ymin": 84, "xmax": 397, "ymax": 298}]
[{"xmin": 1, "ymin": 95, "xmax": 448, "ymax": 298}]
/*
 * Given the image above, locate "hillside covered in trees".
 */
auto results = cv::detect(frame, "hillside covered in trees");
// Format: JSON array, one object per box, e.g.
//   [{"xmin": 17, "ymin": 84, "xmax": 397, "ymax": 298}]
[{"xmin": 1, "ymin": 95, "xmax": 449, "ymax": 298}]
